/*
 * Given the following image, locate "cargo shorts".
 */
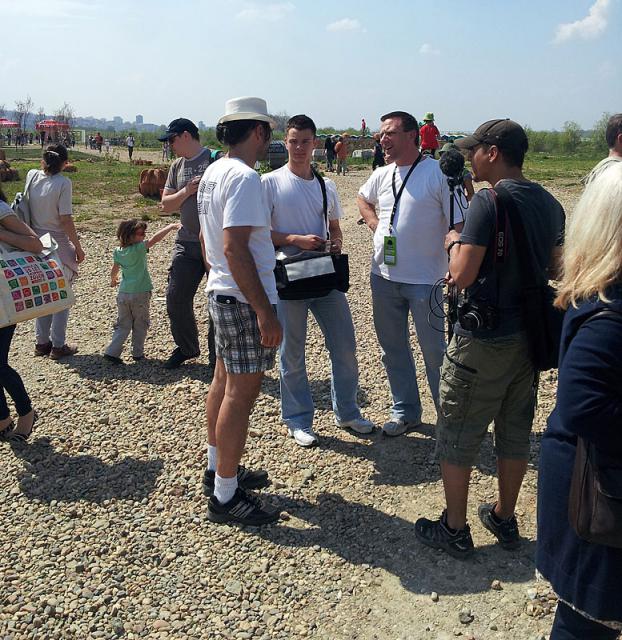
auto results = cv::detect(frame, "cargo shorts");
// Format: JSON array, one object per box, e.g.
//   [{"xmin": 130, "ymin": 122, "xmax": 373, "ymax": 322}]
[{"xmin": 435, "ymin": 333, "xmax": 537, "ymax": 467}]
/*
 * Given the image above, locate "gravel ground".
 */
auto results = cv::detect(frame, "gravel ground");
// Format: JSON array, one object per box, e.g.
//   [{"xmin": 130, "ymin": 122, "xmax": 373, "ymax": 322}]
[{"xmin": 0, "ymin": 165, "xmax": 581, "ymax": 640}]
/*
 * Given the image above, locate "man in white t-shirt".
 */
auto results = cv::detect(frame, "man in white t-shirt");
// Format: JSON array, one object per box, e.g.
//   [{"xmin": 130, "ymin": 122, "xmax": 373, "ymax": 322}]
[
  {"xmin": 263, "ymin": 115, "xmax": 374, "ymax": 448},
  {"xmin": 126, "ymin": 134, "xmax": 135, "ymax": 160},
  {"xmin": 584, "ymin": 113, "xmax": 622, "ymax": 184},
  {"xmin": 197, "ymin": 96, "xmax": 282, "ymax": 526},
  {"xmin": 357, "ymin": 110, "xmax": 462, "ymax": 437}
]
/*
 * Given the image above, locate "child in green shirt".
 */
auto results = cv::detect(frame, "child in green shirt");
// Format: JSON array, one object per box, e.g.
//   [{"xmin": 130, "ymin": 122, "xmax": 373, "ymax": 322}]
[{"xmin": 104, "ymin": 219, "xmax": 179, "ymax": 364}]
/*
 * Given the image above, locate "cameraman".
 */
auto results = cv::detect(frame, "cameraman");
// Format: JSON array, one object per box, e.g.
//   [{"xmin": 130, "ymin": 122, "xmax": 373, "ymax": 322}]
[{"xmin": 415, "ymin": 119, "xmax": 565, "ymax": 558}]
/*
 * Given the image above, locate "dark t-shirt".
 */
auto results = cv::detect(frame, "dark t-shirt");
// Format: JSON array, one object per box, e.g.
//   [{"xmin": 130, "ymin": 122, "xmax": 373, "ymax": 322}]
[
  {"xmin": 324, "ymin": 138, "xmax": 335, "ymax": 154},
  {"xmin": 164, "ymin": 148, "xmax": 212, "ymax": 243},
  {"xmin": 456, "ymin": 179, "xmax": 565, "ymax": 338}
]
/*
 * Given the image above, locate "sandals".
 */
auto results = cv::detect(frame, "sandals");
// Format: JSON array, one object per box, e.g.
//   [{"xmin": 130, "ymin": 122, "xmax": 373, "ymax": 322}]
[
  {"xmin": 9, "ymin": 411, "xmax": 38, "ymax": 442},
  {"xmin": 0, "ymin": 420, "xmax": 15, "ymax": 439}
]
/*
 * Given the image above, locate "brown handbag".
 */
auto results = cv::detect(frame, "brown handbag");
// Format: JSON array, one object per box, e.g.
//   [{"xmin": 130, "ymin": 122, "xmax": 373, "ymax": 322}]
[{"xmin": 567, "ymin": 309, "xmax": 622, "ymax": 548}]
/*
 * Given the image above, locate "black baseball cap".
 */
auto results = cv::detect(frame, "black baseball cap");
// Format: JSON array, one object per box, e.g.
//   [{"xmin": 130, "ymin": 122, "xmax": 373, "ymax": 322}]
[
  {"xmin": 455, "ymin": 119, "xmax": 528, "ymax": 153},
  {"xmin": 157, "ymin": 118, "xmax": 199, "ymax": 142}
]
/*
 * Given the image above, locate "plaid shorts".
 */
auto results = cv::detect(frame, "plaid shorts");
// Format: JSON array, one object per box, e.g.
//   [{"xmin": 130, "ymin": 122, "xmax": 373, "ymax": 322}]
[{"xmin": 208, "ymin": 293, "xmax": 277, "ymax": 374}]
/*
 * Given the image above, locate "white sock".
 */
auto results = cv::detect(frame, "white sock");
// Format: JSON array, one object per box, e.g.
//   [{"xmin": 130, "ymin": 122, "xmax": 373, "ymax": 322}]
[
  {"xmin": 214, "ymin": 474, "xmax": 237, "ymax": 505},
  {"xmin": 207, "ymin": 445, "xmax": 218, "ymax": 472}
]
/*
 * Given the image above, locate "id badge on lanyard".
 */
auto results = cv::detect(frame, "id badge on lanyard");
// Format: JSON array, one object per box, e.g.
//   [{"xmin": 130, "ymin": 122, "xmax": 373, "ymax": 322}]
[
  {"xmin": 384, "ymin": 155, "xmax": 422, "ymax": 267},
  {"xmin": 383, "ymin": 235, "xmax": 397, "ymax": 266}
]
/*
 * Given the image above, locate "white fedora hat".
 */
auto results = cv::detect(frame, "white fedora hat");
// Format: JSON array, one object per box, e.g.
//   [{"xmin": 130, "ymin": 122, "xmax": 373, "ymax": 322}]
[{"xmin": 218, "ymin": 96, "xmax": 276, "ymax": 126}]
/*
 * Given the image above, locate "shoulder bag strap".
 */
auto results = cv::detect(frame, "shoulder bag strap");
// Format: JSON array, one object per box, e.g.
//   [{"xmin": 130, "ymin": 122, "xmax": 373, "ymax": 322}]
[
  {"xmin": 23, "ymin": 170, "xmax": 37, "ymax": 199},
  {"xmin": 494, "ymin": 184, "xmax": 540, "ymax": 287},
  {"xmin": 311, "ymin": 167, "xmax": 329, "ymax": 240}
]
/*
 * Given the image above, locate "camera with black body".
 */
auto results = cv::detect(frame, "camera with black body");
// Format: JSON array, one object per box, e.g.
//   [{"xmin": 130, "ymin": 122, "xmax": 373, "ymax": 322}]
[{"xmin": 457, "ymin": 297, "xmax": 499, "ymax": 332}]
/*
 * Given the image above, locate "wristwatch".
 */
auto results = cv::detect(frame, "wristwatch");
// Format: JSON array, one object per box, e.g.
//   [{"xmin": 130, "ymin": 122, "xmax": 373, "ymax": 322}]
[{"xmin": 446, "ymin": 239, "xmax": 463, "ymax": 255}]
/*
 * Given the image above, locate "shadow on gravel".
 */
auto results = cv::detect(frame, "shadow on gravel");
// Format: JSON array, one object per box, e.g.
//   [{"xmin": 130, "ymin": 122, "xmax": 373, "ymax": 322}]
[
  {"xmin": 254, "ymin": 492, "xmax": 537, "ymax": 596},
  {"xmin": 7, "ymin": 438, "xmax": 163, "ymax": 504},
  {"xmin": 61, "ymin": 354, "xmax": 214, "ymax": 385},
  {"xmin": 318, "ymin": 426, "xmax": 501, "ymax": 487}
]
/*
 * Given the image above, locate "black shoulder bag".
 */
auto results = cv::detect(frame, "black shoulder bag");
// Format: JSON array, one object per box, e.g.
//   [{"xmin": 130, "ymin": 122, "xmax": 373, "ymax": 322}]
[
  {"xmin": 273, "ymin": 168, "xmax": 349, "ymax": 300},
  {"xmin": 567, "ymin": 308, "xmax": 622, "ymax": 548},
  {"xmin": 494, "ymin": 185, "xmax": 564, "ymax": 371}
]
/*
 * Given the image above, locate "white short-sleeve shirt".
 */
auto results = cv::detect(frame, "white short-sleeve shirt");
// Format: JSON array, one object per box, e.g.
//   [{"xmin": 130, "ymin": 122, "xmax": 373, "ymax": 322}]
[
  {"xmin": 358, "ymin": 157, "xmax": 459, "ymax": 285},
  {"xmin": 262, "ymin": 165, "xmax": 343, "ymax": 256},
  {"xmin": 197, "ymin": 157, "xmax": 277, "ymax": 304},
  {"xmin": 27, "ymin": 169, "xmax": 73, "ymax": 233}
]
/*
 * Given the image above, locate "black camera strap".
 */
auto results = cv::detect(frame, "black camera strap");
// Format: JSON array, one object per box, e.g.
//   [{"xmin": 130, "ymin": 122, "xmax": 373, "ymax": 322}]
[
  {"xmin": 389, "ymin": 153, "xmax": 423, "ymax": 233},
  {"xmin": 311, "ymin": 166, "xmax": 329, "ymax": 240}
]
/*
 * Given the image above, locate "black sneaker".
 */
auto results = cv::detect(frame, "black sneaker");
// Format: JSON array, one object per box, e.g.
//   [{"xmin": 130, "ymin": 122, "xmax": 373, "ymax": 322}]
[
  {"xmin": 208, "ymin": 488, "xmax": 280, "ymax": 525},
  {"xmin": 103, "ymin": 354, "xmax": 124, "ymax": 365},
  {"xmin": 478, "ymin": 503, "xmax": 521, "ymax": 550},
  {"xmin": 163, "ymin": 347, "xmax": 197, "ymax": 370},
  {"xmin": 203, "ymin": 465, "xmax": 269, "ymax": 497},
  {"xmin": 414, "ymin": 511, "xmax": 474, "ymax": 559}
]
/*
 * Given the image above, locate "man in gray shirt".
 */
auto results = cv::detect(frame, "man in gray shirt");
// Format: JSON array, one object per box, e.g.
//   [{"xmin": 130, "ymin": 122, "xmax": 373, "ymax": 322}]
[
  {"xmin": 159, "ymin": 118, "xmax": 215, "ymax": 369},
  {"xmin": 415, "ymin": 119, "xmax": 565, "ymax": 559}
]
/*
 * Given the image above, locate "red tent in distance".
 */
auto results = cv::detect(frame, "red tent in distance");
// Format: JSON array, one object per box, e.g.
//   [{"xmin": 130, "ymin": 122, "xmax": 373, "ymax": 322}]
[{"xmin": 0, "ymin": 118, "xmax": 19, "ymax": 128}]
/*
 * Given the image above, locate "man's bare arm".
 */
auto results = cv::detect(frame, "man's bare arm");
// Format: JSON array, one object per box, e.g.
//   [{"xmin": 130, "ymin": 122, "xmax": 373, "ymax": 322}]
[
  {"xmin": 224, "ymin": 227, "xmax": 282, "ymax": 347},
  {"xmin": 160, "ymin": 176, "xmax": 200, "ymax": 213},
  {"xmin": 357, "ymin": 195, "xmax": 379, "ymax": 232}
]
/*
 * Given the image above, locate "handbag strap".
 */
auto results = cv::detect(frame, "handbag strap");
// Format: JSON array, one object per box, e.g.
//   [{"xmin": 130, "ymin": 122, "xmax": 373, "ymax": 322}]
[{"xmin": 311, "ymin": 166, "xmax": 329, "ymax": 240}]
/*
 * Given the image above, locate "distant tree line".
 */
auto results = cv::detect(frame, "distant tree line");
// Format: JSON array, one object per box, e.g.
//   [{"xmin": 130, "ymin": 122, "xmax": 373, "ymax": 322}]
[{"xmin": 524, "ymin": 113, "xmax": 611, "ymax": 156}]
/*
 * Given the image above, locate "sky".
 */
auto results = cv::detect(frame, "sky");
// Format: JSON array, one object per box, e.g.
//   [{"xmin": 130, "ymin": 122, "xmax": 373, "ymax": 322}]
[{"xmin": 1, "ymin": 0, "xmax": 620, "ymax": 132}]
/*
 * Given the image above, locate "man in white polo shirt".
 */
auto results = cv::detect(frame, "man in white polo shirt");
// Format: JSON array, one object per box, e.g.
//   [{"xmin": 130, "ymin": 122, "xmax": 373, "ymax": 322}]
[
  {"xmin": 197, "ymin": 96, "xmax": 282, "ymax": 526},
  {"xmin": 263, "ymin": 114, "xmax": 373, "ymax": 448},
  {"xmin": 357, "ymin": 110, "xmax": 461, "ymax": 437}
]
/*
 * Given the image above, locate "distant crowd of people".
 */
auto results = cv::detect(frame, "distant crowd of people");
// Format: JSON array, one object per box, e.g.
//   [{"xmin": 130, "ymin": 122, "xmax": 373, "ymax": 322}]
[{"xmin": 1, "ymin": 103, "xmax": 622, "ymax": 640}]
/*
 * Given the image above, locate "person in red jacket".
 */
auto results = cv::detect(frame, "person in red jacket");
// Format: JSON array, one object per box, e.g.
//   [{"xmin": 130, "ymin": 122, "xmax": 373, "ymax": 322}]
[{"xmin": 420, "ymin": 112, "xmax": 440, "ymax": 158}]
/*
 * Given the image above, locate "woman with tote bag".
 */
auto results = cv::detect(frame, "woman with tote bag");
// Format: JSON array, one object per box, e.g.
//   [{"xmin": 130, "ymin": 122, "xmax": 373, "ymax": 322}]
[
  {"xmin": 26, "ymin": 144, "xmax": 85, "ymax": 360},
  {"xmin": 0, "ymin": 185, "xmax": 43, "ymax": 441}
]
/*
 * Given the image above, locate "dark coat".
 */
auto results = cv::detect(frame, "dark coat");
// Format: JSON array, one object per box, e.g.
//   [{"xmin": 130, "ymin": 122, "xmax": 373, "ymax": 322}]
[{"xmin": 536, "ymin": 286, "xmax": 622, "ymax": 622}]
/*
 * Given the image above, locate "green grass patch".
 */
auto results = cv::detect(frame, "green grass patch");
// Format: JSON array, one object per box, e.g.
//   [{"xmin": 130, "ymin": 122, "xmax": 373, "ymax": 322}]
[{"xmin": 1, "ymin": 146, "xmax": 169, "ymax": 231}]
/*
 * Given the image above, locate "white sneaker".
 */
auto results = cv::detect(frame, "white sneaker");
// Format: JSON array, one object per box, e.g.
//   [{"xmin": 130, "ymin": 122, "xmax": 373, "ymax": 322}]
[
  {"xmin": 288, "ymin": 425, "xmax": 318, "ymax": 447},
  {"xmin": 337, "ymin": 417, "xmax": 375, "ymax": 435},
  {"xmin": 381, "ymin": 418, "xmax": 421, "ymax": 437}
]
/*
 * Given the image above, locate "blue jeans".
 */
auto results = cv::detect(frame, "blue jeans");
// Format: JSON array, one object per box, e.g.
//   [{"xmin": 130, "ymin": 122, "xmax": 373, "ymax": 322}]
[
  {"xmin": 278, "ymin": 289, "xmax": 361, "ymax": 429},
  {"xmin": 371, "ymin": 273, "xmax": 446, "ymax": 422}
]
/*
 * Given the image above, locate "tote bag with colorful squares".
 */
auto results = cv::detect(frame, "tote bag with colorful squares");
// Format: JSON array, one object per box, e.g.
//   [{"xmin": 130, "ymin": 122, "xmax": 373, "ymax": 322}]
[{"xmin": 0, "ymin": 235, "xmax": 75, "ymax": 328}]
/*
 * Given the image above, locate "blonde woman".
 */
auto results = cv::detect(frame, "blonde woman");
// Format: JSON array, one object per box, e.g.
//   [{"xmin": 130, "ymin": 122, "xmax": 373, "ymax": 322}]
[
  {"xmin": 0, "ymin": 185, "xmax": 43, "ymax": 441},
  {"xmin": 27, "ymin": 144, "xmax": 85, "ymax": 360},
  {"xmin": 537, "ymin": 162, "xmax": 622, "ymax": 640}
]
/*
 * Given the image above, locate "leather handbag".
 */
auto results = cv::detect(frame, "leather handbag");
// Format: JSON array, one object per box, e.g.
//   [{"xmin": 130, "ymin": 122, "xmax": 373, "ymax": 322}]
[
  {"xmin": 274, "ymin": 168, "xmax": 350, "ymax": 301},
  {"xmin": 567, "ymin": 309, "xmax": 622, "ymax": 548},
  {"xmin": 0, "ymin": 233, "xmax": 76, "ymax": 328}
]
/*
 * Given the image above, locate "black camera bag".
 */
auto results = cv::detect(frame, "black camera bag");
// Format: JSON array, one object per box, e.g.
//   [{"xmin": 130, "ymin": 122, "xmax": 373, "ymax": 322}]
[
  {"xmin": 274, "ymin": 168, "xmax": 350, "ymax": 300},
  {"xmin": 494, "ymin": 185, "xmax": 564, "ymax": 371}
]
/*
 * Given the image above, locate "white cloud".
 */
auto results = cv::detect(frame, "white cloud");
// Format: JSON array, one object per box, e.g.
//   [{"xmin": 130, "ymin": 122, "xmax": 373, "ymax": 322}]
[
  {"xmin": 235, "ymin": 2, "xmax": 295, "ymax": 22},
  {"xmin": 326, "ymin": 18, "xmax": 366, "ymax": 33},
  {"xmin": 553, "ymin": 0, "xmax": 611, "ymax": 44},
  {"xmin": 419, "ymin": 43, "xmax": 440, "ymax": 56}
]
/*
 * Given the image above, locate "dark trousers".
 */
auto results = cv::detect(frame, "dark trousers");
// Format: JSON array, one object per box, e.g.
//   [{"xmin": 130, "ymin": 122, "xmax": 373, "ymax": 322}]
[
  {"xmin": 0, "ymin": 325, "xmax": 32, "ymax": 420},
  {"xmin": 551, "ymin": 601, "xmax": 620, "ymax": 640},
  {"xmin": 166, "ymin": 240, "xmax": 215, "ymax": 364},
  {"xmin": 128, "ymin": 146, "xmax": 134, "ymax": 159}
]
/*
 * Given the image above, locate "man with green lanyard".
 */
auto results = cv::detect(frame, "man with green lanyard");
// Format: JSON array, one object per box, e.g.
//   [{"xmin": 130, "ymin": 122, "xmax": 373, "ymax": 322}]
[{"xmin": 357, "ymin": 110, "xmax": 462, "ymax": 436}]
